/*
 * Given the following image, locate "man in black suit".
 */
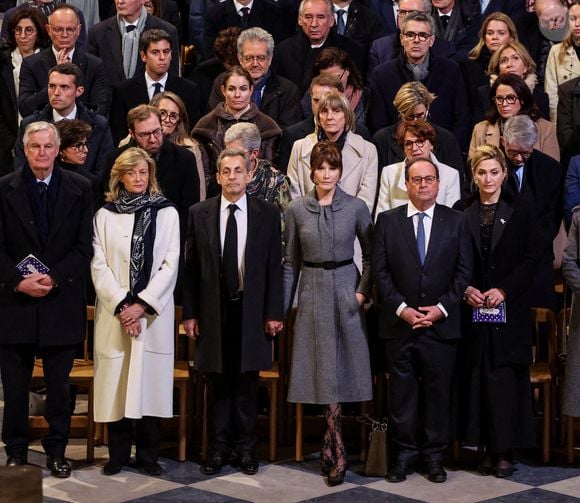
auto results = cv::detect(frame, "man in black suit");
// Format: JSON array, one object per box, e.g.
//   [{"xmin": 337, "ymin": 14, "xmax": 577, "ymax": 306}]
[
  {"xmin": 109, "ymin": 28, "xmax": 203, "ymax": 144},
  {"xmin": 501, "ymin": 114, "xmax": 564, "ymax": 310},
  {"xmin": 19, "ymin": 5, "xmax": 108, "ymax": 117},
  {"xmin": 272, "ymin": 0, "xmax": 366, "ymax": 94},
  {"xmin": 0, "ymin": 121, "xmax": 93, "ymax": 477},
  {"xmin": 183, "ymin": 148, "xmax": 283, "ymax": 476},
  {"xmin": 431, "ymin": 0, "xmax": 480, "ymax": 61},
  {"xmin": 87, "ymin": 0, "xmax": 179, "ymax": 88},
  {"xmin": 331, "ymin": 0, "xmax": 386, "ymax": 54},
  {"xmin": 373, "ymin": 157, "xmax": 472, "ymax": 483},
  {"xmin": 203, "ymin": 0, "xmax": 287, "ymax": 58},
  {"xmin": 369, "ymin": 12, "xmax": 470, "ymax": 148},
  {"xmin": 207, "ymin": 27, "xmax": 302, "ymax": 129},
  {"xmin": 15, "ymin": 63, "xmax": 114, "ymax": 183}
]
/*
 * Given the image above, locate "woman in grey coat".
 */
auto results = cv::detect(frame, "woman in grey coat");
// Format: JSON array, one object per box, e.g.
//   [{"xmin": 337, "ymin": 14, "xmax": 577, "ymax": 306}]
[
  {"xmin": 283, "ymin": 141, "xmax": 373, "ymax": 486},
  {"xmin": 562, "ymin": 209, "xmax": 580, "ymax": 419}
]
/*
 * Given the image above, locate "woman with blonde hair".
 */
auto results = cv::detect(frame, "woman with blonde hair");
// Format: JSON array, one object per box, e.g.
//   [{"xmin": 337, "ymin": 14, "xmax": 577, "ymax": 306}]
[
  {"xmin": 92, "ymin": 147, "xmax": 179, "ymax": 477},
  {"xmin": 545, "ymin": 0, "xmax": 580, "ymax": 122}
]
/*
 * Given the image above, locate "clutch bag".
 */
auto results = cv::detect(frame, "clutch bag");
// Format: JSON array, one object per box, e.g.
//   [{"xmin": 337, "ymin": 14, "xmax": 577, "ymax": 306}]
[
  {"xmin": 15, "ymin": 254, "xmax": 49, "ymax": 276},
  {"xmin": 472, "ymin": 302, "xmax": 507, "ymax": 324}
]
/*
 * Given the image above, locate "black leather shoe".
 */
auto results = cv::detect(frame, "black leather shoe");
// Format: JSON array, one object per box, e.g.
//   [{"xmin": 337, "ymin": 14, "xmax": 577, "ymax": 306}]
[
  {"xmin": 239, "ymin": 451, "xmax": 259, "ymax": 475},
  {"xmin": 426, "ymin": 461, "xmax": 447, "ymax": 483},
  {"xmin": 47, "ymin": 457, "xmax": 72, "ymax": 478},
  {"xmin": 6, "ymin": 455, "xmax": 26, "ymax": 467},
  {"xmin": 493, "ymin": 458, "xmax": 514, "ymax": 478},
  {"xmin": 103, "ymin": 462, "xmax": 122, "ymax": 476},
  {"xmin": 387, "ymin": 462, "xmax": 408, "ymax": 483},
  {"xmin": 140, "ymin": 461, "xmax": 162, "ymax": 476},
  {"xmin": 201, "ymin": 449, "xmax": 227, "ymax": 476}
]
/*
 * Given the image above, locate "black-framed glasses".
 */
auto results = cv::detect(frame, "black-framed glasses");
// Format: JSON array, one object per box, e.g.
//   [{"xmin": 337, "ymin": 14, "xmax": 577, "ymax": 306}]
[
  {"xmin": 135, "ymin": 128, "xmax": 162, "ymax": 140},
  {"xmin": 403, "ymin": 139, "xmax": 426, "ymax": 150},
  {"xmin": 70, "ymin": 141, "xmax": 88, "ymax": 152},
  {"xmin": 398, "ymin": 8, "xmax": 424, "ymax": 16},
  {"xmin": 409, "ymin": 175, "xmax": 438, "ymax": 185},
  {"xmin": 160, "ymin": 110, "xmax": 180, "ymax": 123},
  {"xmin": 505, "ymin": 147, "xmax": 532, "ymax": 160},
  {"xmin": 14, "ymin": 26, "xmax": 37, "ymax": 36},
  {"xmin": 402, "ymin": 31, "xmax": 432, "ymax": 42},
  {"xmin": 406, "ymin": 109, "xmax": 429, "ymax": 121},
  {"xmin": 494, "ymin": 94, "xmax": 519, "ymax": 105}
]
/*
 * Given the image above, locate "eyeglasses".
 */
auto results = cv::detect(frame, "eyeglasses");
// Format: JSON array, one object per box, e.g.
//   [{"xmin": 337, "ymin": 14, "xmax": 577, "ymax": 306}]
[
  {"xmin": 14, "ymin": 26, "xmax": 37, "ymax": 36},
  {"xmin": 403, "ymin": 139, "xmax": 426, "ymax": 149},
  {"xmin": 49, "ymin": 26, "xmax": 77, "ymax": 36},
  {"xmin": 241, "ymin": 55, "xmax": 269, "ymax": 63},
  {"xmin": 135, "ymin": 128, "xmax": 162, "ymax": 140},
  {"xmin": 406, "ymin": 110, "xmax": 429, "ymax": 121},
  {"xmin": 494, "ymin": 94, "xmax": 519, "ymax": 105},
  {"xmin": 505, "ymin": 147, "xmax": 532, "ymax": 160},
  {"xmin": 160, "ymin": 110, "xmax": 180, "ymax": 123},
  {"xmin": 398, "ymin": 8, "xmax": 425, "ymax": 16},
  {"xmin": 402, "ymin": 31, "xmax": 432, "ymax": 42},
  {"xmin": 70, "ymin": 141, "xmax": 88, "ymax": 151},
  {"xmin": 409, "ymin": 175, "xmax": 438, "ymax": 185}
]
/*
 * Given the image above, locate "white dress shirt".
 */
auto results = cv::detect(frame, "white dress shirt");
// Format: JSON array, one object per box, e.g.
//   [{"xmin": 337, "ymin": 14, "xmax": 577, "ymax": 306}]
[
  {"xmin": 145, "ymin": 71, "xmax": 169, "ymax": 100},
  {"xmin": 53, "ymin": 104, "xmax": 77, "ymax": 121},
  {"xmin": 220, "ymin": 194, "xmax": 248, "ymax": 291},
  {"xmin": 233, "ymin": 0, "xmax": 254, "ymax": 15}
]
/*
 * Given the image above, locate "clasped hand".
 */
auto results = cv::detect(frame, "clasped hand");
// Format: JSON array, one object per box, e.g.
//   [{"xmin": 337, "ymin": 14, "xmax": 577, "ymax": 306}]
[
  {"xmin": 464, "ymin": 286, "xmax": 505, "ymax": 308},
  {"xmin": 401, "ymin": 305, "xmax": 443, "ymax": 329},
  {"xmin": 118, "ymin": 303, "xmax": 146, "ymax": 338},
  {"xmin": 17, "ymin": 273, "xmax": 53, "ymax": 297}
]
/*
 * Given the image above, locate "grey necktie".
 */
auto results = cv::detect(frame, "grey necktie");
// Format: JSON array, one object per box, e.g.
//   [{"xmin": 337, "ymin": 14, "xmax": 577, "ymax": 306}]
[
  {"xmin": 417, "ymin": 212, "xmax": 426, "ymax": 265},
  {"xmin": 336, "ymin": 9, "xmax": 346, "ymax": 35}
]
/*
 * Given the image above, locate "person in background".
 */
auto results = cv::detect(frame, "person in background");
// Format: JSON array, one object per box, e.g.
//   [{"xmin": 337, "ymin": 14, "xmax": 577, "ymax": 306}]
[{"xmin": 92, "ymin": 147, "xmax": 179, "ymax": 477}]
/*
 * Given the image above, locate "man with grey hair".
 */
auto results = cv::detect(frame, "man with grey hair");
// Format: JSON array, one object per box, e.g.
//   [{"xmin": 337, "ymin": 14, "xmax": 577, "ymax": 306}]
[
  {"xmin": 272, "ymin": 0, "xmax": 366, "ymax": 93},
  {"xmin": 208, "ymin": 28, "xmax": 301, "ymax": 128},
  {"xmin": 224, "ymin": 122, "xmax": 291, "ymax": 214},
  {"xmin": 0, "ymin": 120, "xmax": 93, "ymax": 478},
  {"xmin": 502, "ymin": 114, "xmax": 564, "ymax": 309},
  {"xmin": 369, "ymin": 11, "xmax": 470, "ymax": 150}
]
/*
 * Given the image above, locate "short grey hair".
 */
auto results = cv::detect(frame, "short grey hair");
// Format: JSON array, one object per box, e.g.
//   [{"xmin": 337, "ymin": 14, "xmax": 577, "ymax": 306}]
[
  {"xmin": 298, "ymin": 0, "xmax": 333, "ymax": 18},
  {"xmin": 224, "ymin": 122, "xmax": 261, "ymax": 152},
  {"xmin": 217, "ymin": 147, "xmax": 250, "ymax": 173},
  {"xmin": 237, "ymin": 27, "xmax": 274, "ymax": 58},
  {"xmin": 503, "ymin": 115, "xmax": 538, "ymax": 150},
  {"xmin": 23, "ymin": 121, "xmax": 60, "ymax": 148},
  {"xmin": 399, "ymin": 0, "xmax": 432, "ymax": 12},
  {"xmin": 400, "ymin": 11, "xmax": 435, "ymax": 34}
]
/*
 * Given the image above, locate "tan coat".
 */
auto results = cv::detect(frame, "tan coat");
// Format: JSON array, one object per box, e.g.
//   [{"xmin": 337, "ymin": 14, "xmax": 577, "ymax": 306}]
[
  {"xmin": 545, "ymin": 43, "xmax": 580, "ymax": 123},
  {"xmin": 469, "ymin": 118, "xmax": 560, "ymax": 162},
  {"xmin": 91, "ymin": 207, "xmax": 180, "ymax": 422}
]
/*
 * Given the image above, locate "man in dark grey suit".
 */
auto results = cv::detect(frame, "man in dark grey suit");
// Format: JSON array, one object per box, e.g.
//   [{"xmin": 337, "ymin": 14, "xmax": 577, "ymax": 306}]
[
  {"xmin": 18, "ymin": 4, "xmax": 108, "ymax": 117},
  {"xmin": 183, "ymin": 148, "xmax": 283, "ymax": 476},
  {"xmin": 87, "ymin": 0, "xmax": 179, "ymax": 88},
  {"xmin": 373, "ymin": 157, "xmax": 472, "ymax": 483}
]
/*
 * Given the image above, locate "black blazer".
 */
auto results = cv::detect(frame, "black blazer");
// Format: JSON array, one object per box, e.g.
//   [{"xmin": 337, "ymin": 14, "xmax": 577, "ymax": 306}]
[
  {"xmin": 456, "ymin": 196, "xmax": 536, "ymax": 366},
  {"xmin": 109, "ymin": 73, "xmax": 203, "ymax": 144},
  {"xmin": 0, "ymin": 50, "xmax": 18, "ymax": 176},
  {"xmin": 557, "ymin": 76, "xmax": 580, "ymax": 167},
  {"xmin": 18, "ymin": 47, "xmax": 109, "ymax": 118},
  {"xmin": 87, "ymin": 14, "xmax": 180, "ymax": 87},
  {"xmin": 0, "ymin": 166, "xmax": 93, "ymax": 347},
  {"xmin": 182, "ymin": 195, "xmax": 283, "ymax": 373},
  {"xmin": 337, "ymin": 0, "xmax": 387, "ymax": 54},
  {"xmin": 372, "ymin": 203, "xmax": 473, "ymax": 340}
]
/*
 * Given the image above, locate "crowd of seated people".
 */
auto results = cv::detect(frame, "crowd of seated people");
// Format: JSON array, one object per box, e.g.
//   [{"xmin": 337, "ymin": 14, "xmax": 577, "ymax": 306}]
[{"xmin": 2, "ymin": 0, "xmax": 580, "ymax": 489}]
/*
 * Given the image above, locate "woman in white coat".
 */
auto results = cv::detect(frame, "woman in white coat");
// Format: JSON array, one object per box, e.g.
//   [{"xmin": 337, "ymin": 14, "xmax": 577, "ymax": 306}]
[
  {"xmin": 91, "ymin": 147, "xmax": 180, "ymax": 477},
  {"xmin": 375, "ymin": 120, "xmax": 461, "ymax": 220}
]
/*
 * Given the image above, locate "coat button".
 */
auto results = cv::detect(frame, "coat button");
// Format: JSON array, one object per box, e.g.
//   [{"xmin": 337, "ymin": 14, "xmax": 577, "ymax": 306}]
[
  {"xmin": 421, "ymin": 293, "xmax": 426, "ymax": 298},
  {"xmin": 564, "ymin": 75, "xmax": 568, "ymax": 80}
]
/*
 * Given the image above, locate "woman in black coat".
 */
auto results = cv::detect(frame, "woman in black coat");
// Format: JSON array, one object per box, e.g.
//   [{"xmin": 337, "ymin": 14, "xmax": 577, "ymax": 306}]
[{"xmin": 454, "ymin": 144, "xmax": 537, "ymax": 478}]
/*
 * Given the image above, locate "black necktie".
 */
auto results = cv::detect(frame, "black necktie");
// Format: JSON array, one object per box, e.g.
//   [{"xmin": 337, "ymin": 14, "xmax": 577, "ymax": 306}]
[
  {"xmin": 126, "ymin": 25, "xmax": 136, "ymax": 33},
  {"xmin": 153, "ymin": 82, "xmax": 162, "ymax": 96},
  {"xmin": 240, "ymin": 7, "xmax": 250, "ymax": 28},
  {"xmin": 440, "ymin": 14, "xmax": 450, "ymax": 32},
  {"xmin": 37, "ymin": 181, "xmax": 49, "ymax": 243},
  {"xmin": 223, "ymin": 204, "xmax": 239, "ymax": 297}
]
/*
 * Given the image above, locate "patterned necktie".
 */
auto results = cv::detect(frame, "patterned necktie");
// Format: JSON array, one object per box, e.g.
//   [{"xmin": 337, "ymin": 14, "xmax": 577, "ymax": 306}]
[
  {"xmin": 417, "ymin": 212, "xmax": 426, "ymax": 265},
  {"xmin": 336, "ymin": 9, "xmax": 346, "ymax": 35},
  {"xmin": 223, "ymin": 204, "xmax": 239, "ymax": 297}
]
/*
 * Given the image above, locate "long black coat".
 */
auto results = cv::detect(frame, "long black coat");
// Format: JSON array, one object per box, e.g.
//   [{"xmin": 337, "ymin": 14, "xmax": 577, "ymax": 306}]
[
  {"xmin": 557, "ymin": 75, "xmax": 580, "ymax": 167},
  {"xmin": 0, "ymin": 50, "xmax": 18, "ymax": 176},
  {"xmin": 182, "ymin": 195, "xmax": 283, "ymax": 373},
  {"xmin": 0, "ymin": 166, "xmax": 93, "ymax": 347},
  {"xmin": 456, "ymin": 197, "xmax": 537, "ymax": 366}
]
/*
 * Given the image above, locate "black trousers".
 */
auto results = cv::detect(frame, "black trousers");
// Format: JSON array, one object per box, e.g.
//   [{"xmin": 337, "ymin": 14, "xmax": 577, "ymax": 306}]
[
  {"xmin": 107, "ymin": 416, "xmax": 162, "ymax": 465},
  {"xmin": 386, "ymin": 333, "xmax": 457, "ymax": 464},
  {"xmin": 207, "ymin": 295, "xmax": 259, "ymax": 455},
  {"xmin": 0, "ymin": 343, "xmax": 77, "ymax": 458}
]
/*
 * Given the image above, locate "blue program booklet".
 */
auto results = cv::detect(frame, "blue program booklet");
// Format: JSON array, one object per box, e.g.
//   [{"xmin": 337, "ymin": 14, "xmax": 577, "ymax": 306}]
[
  {"xmin": 472, "ymin": 302, "xmax": 507, "ymax": 324},
  {"xmin": 16, "ymin": 254, "xmax": 49, "ymax": 276}
]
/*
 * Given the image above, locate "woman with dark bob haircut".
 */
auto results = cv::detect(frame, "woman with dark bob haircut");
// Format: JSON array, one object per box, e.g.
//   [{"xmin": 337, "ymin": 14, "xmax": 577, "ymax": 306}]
[
  {"xmin": 284, "ymin": 140, "xmax": 373, "ymax": 487},
  {"xmin": 469, "ymin": 73, "xmax": 559, "ymax": 161}
]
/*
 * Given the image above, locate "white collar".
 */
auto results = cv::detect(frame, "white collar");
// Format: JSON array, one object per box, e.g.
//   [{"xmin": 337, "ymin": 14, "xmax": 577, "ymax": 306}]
[
  {"xmin": 145, "ymin": 71, "xmax": 169, "ymax": 89},
  {"xmin": 407, "ymin": 200, "xmax": 435, "ymax": 219},
  {"xmin": 51, "ymin": 45, "xmax": 75, "ymax": 61},
  {"xmin": 233, "ymin": 0, "xmax": 254, "ymax": 14},
  {"xmin": 53, "ymin": 104, "xmax": 77, "ymax": 121},
  {"xmin": 220, "ymin": 193, "xmax": 248, "ymax": 212}
]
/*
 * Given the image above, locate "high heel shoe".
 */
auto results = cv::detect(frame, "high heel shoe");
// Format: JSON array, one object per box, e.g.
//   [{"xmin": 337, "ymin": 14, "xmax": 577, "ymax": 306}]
[
  {"xmin": 327, "ymin": 433, "xmax": 347, "ymax": 486},
  {"xmin": 321, "ymin": 430, "xmax": 334, "ymax": 476}
]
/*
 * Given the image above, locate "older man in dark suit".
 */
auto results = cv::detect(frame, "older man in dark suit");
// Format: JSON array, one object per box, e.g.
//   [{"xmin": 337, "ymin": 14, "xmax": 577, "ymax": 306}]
[
  {"xmin": 0, "ymin": 120, "xmax": 93, "ymax": 477},
  {"xmin": 183, "ymin": 148, "xmax": 283, "ymax": 476},
  {"xmin": 19, "ymin": 5, "xmax": 108, "ymax": 117},
  {"xmin": 87, "ymin": 0, "xmax": 179, "ymax": 88},
  {"xmin": 109, "ymin": 28, "xmax": 202, "ymax": 144},
  {"xmin": 373, "ymin": 157, "xmax": 472, "ymax": 483}
]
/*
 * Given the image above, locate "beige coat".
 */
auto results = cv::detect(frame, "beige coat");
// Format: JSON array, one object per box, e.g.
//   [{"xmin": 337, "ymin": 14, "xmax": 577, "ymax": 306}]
[
  {"xmin": 91, "ymin": 206, "xmax": 180, "ymax": 422},
  {"xmin": 545, "ymin": 43, "xmax": 580, "ymax": 123},
  {"xmin": 469, "ymin": 118, "xmax": 560, "ymax": 162},
  {"xmin": 287, "ymin": 131, "xmax": 378, "ymax": 213}
]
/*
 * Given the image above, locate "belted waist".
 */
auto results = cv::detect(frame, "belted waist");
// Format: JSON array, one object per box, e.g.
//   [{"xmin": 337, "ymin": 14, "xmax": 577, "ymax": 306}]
[{"xmin": 302, "ymin": 259, "xmax": 353, "ymax": 270}]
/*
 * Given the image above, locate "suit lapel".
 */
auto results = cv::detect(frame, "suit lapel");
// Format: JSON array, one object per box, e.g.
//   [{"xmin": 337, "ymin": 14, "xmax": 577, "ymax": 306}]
[
  {"xmin": 105, "ymin": 20, "xmax": 124, "ymax": 81},
  {"xmin": 46, "ymin": 170, "xmax": 80, "ymax": 245},
  {"xmin": 423, "ymin": 205, "xmax": 443, "ymax": 268},
  {"xmin": 6, "ymin": 172, "xmax": 41, "ymax": 249},
  {"xmin": 202, "ymin": 197, "xmax": 221, "ymax": 270},
  {"xmin": 245, "ymin": 196, "xmax": 262, "ymax": 273},
  {"xmin": 465, "ymin": 200, "xmax": 481, "ymax": 254},
  {"xmin": 491, "ymin": 199, "xmax": 513, "ymax": 252},
  {"xmin": 399, "ymin": 207, "xmax": 422, "ymax": 266},
  {"xmin": 134, "ymin": 73, "xmax": 151, "ymax": 104}
]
